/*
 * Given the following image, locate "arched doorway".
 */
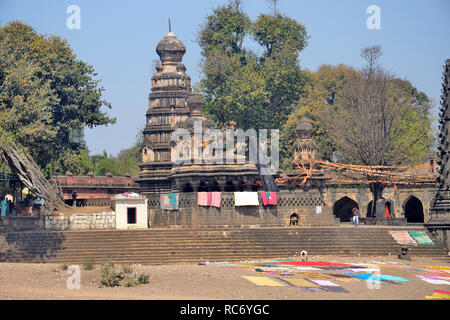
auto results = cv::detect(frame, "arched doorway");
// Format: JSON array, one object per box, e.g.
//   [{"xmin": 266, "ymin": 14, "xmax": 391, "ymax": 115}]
[
  {"xmin": 290, "ymin": 213, "xmax": 299, "ymax": 226},
  {"xmin": 367, "ymin": 201, "xmax": 374, "ymax": 217},
  {"xmin": 333, "ymin": 197, "xmax": 358, "ymax": 222},
  {"xmin": 404, "ymin": 196, "xmax": 424, "ymax": 223}
]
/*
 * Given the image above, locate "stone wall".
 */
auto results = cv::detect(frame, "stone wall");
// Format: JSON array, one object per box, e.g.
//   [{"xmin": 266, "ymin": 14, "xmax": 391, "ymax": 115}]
[
  {"xmin": 324, "ymin": 184, "xmax": 436, "ymax": 221},
  {"xmin": 45, "ymin": 211, "xmax": 116, "ymax": 231},
  {"xmin": 148, "ymin": 191, "xmax": 339, "ymax": 228}
]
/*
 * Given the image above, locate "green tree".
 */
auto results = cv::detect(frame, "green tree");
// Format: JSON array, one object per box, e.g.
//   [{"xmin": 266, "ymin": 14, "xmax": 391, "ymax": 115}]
[
  {"xmin": 324, "ymin": 45, "xmax": 434, "ymax": 210},
  {"xmin": 198, "ymin": 2, "xmax": 309, "ymax": 131},
  {"xmin": 0, "ymin": 21, "xmax": 115, "ymax": 175},
  {"xmin": 279, "ymin": 64, "xmax": 359, "ymax": 170}
]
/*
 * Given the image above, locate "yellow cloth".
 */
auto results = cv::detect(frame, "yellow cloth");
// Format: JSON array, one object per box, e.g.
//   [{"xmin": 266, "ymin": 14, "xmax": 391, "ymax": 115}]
[
  {"xmin": 280, "ymin": 278, "xmax": 319, "ymax": 287},
  {"xmin": 241, "ymin": 276, "xmax": 286, "ymax": 287}
]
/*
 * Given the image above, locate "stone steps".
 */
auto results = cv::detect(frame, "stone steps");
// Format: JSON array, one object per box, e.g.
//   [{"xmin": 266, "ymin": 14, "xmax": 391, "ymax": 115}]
[{"xmin": 0, "ymin": 227, "xmax": 447, "ymax": 264}]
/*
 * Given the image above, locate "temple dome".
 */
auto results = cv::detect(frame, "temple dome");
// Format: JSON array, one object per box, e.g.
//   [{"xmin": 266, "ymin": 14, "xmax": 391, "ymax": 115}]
[
  {"xmin": 296, "ymin": 117, "xmax": 313, "ymax": 133},
  {"xmin": 156, "ymin": 32, "xmax": 186, "ymax": 63},
  {"xmin": 187, "ymin": 92, "xmax": 205, "ymax": 106}
]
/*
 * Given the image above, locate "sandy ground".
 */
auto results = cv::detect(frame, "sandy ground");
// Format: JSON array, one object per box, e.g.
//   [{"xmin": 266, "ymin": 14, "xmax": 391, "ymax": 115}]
[{"xmin": 0, "ymin": 255, "xmax": 449, "ymax": 300}]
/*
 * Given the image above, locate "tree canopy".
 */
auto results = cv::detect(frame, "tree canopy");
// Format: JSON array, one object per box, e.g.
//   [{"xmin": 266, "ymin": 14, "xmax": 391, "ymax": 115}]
[
  {"xmin": 198, "ymin": 2, "xmax": 309, "ymax": 131},
  {"xmin": 0, "ymin": 21, "xmax": 115, "ymax": 176}
]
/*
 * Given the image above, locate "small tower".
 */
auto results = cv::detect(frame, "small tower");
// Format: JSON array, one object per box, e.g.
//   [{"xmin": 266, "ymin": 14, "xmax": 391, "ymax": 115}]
[{"xmin": 293, "ymin": 117, "xmax": 317, "ymax": 165}]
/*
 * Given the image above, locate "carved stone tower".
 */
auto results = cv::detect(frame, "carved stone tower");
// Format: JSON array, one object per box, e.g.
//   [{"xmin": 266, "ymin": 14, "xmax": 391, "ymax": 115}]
[
  {"xmin": 293, "ymin": 117, "xmax": 317, "ymax": 165},
  {"xmin": 427, "ymin": 59, "xmax": 450, "ymax": 250},
  {"xmin": 137, "ymin": 32, "xmax": 192, "ymax": 194}
]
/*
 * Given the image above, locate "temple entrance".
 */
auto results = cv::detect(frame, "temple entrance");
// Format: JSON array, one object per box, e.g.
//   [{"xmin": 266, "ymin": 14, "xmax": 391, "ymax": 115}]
[
  {"xmin": 290, "ymin": 213, "xmax": 299, "ymax": 226},
  {"xmin": 333, "ymin": 197, "xmax": 358, "ymax": 222},
  {"xmin": 404, "ymin": 196, "xmax": 424, "ymax": 223}
]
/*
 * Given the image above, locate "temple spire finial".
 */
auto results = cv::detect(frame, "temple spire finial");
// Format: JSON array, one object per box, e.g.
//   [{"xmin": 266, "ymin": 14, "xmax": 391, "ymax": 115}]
[{"xmin": 168, "ymin": 18, "xmax": 171, "ymax": 33}]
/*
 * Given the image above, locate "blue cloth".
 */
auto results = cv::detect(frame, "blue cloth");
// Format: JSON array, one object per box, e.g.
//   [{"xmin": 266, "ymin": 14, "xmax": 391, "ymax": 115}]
[
  {"xmin": 0, "ymin": 200, "xmax": 6, "ymax": 217},
  {"xmin": 346, "ymin": 274, "xmax": 409, "ymax": 282}
]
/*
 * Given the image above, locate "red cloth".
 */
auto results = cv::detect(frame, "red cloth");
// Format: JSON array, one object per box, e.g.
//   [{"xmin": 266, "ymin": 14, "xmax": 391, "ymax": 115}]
[
  {"xmin": 261, "ymin": 192, "xmax": 277, "ymax": 206},
  {"xmin": 385, "ymin": 204, "xmax": 391, "ymax": 218}
]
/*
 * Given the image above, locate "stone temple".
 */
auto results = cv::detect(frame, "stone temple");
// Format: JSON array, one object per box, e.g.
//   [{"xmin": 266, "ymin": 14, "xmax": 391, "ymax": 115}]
[{"xmin": 135, "ymin": 31, "xmax": 439, "ymax": 229}]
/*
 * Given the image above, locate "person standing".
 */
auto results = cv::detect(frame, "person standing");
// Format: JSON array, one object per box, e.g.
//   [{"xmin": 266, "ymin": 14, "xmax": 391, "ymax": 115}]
[
  {"xmin": 72, "ymin": 191, "xmax": 78, "ymax": 207},
  {"xmin": 352, "ymin": 207, "xmax": 360, "ymax": 227}
]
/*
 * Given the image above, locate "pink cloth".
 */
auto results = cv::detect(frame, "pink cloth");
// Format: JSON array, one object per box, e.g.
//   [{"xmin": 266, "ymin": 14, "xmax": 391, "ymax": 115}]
[
  {"xmin": 210, "ymin": 192, "xmax": 221, "ymax": 208},
  {"xmin": 261, "ymin": 192, "xmax": 277, "ymax": 206},
  {"xmin": 197, "ymin": 192, "xmax": 210, "ymax": 206}
]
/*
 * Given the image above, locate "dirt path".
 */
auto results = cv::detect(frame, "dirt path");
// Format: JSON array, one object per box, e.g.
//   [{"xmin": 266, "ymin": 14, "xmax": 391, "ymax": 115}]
[{"xmin": 0, "ymin": 255, "xmax": 449, "ymax": 300}]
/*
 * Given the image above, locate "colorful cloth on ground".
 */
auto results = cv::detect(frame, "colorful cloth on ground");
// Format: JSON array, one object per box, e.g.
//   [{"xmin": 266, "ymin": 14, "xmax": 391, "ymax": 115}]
[
  {"xmin": 346, "ymin": 274, "xmax": 409, "ymax": 282},
  {"xmin": 234, "ymin": 192, "xmax": 259, "ymax": 206},
  {"xmin": 408, "ymin": 230, "xmax": 434, "ymax": 246},
  {"xmin": 416, "ymin": 275, "xmax": 450, "ymax": 285},
  {"xmin": 425, "ymin": 290, "xmax": 450, "ymax": 299},
  {"xmin": 277, "ymin": 277, "xmax": 320, "ymax": 288},
  {"xmin": 389, "ymin": 231, "xmax": 417, "ymax": 246},
  {"xmin": 260, "ymin": 192, "xmax": 277, "ymax": 206},
  {"xmin": 160, "ymin": 193, "xmax": 179, "ymax": 210},
  {"xmin": 274, "ymin": 261, "xmax": 352, "ymax": 267},
  {"xmin": 241, "ymin": 276, "xmax": 286, "ymax": 287}
]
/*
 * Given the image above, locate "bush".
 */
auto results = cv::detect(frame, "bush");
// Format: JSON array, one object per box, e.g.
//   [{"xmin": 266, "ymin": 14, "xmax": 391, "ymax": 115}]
[
  {"xmin": 82, "ymin": 259, "xmax": 95, "ymax": 271},
  {"xmin": 99, "ymin": 260, "xmax": 149, "ymax": 287},
  {"xmin": 121, "ymin": 264, "xmax": 133, "ymax": 275},
  {"xmin": 138, "ymin": 272, "xmax": 150, "ymax": 284},
  {"xmin": 123, "ymin": 274, "xmax": 140, "ymax": 287},
  {"xmin": 100, "ymin": 260, "xmax": 123, "ymax": 287}
]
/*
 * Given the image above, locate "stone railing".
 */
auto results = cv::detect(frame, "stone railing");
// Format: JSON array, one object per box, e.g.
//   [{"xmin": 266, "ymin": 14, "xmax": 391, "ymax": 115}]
[
  {"xmin": 45, "ymin": 211, "xmax": 116, "ymax": 231},
  {"xmin": 147, "ymin": 191, "xmax": 337, "ymax": 228}
]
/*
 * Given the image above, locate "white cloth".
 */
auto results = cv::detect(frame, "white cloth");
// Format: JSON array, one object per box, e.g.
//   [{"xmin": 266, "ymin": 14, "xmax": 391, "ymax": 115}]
[{"xmin": 234, "ymin": 192, "xmax": 259, "ymax": 206}]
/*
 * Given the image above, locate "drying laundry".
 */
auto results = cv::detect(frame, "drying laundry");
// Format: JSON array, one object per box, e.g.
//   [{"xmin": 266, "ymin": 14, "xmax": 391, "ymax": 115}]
[
  {"xmin": 408, "ymin": 230, "xmax": 434, "ymax": 246},
  {"xmin": 234, "ymin": 192, "xmax": 259, "ymax": 206},
  {"xmin": 197, "ymin": 192, "xmax": 222, "ymax": 208},
  {"xmin": 389, "ymin": 231, "xmax": 417, "ymax": 246},
  {"xmin": 261, "ymin": 192, "xmax": 277, "ymax": 206},
  {"xmin": 160, "ymin": 193, "xmax": 179, "ymax": 210}
]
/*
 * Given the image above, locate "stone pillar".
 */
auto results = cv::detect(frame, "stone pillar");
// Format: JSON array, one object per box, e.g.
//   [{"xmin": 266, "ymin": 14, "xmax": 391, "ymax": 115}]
[{"xmin": 426, "ymin": 59, "xmax": 450, "ymax": 250}]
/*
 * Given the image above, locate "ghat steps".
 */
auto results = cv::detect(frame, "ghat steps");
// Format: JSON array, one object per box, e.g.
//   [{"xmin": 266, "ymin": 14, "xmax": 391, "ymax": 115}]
[{"xmin": 0, "ymin": 226, "xmax": 447, "ymax": 264}]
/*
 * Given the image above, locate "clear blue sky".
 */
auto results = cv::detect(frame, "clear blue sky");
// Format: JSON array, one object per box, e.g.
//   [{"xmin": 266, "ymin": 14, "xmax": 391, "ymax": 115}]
[{"xmin": 1, "ymin": 0, "xmax": 449, "ymax": 156}]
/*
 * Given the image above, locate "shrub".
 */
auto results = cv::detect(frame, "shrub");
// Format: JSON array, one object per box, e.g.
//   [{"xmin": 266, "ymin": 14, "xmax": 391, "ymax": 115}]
[
  {"xmin": 121, "ymin": 264, "xmax": 133, "ymax": 275},
  {"xmin": 82, "ymin": 259, "xmax": 95, "ymax": 271},
  {"xmin": 123, "ymin": 274, "xmax": 140, "ymax": 287},
  {"xmin": 100, "ymin": 260, "xmax": 122, "ymax": 287},
  {"xmin": 138, "ymin": 272, "xmax": 150, "ymax": 284}
]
